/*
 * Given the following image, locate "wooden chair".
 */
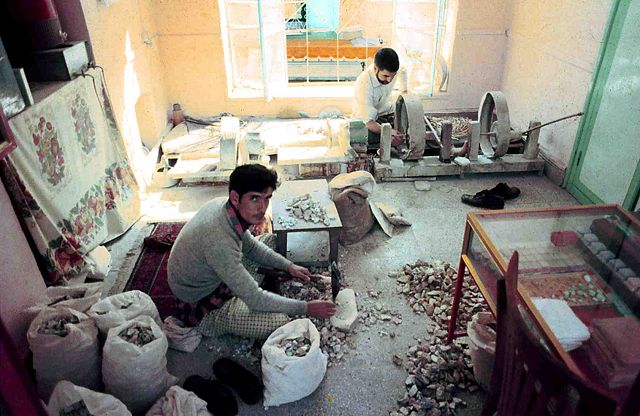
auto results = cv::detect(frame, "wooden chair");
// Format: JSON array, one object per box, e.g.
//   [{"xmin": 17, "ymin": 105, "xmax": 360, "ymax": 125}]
[{"xmin": 481, "ymin": 251, "xmax": 620, "ymax": 416}]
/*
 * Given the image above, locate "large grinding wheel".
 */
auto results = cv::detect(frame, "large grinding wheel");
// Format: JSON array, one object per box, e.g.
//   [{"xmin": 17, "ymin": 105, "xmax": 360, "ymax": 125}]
[
  {"xmin": 395, "ymin": 95, "xmax": 426, "ymax": 160},
  {"xmin": 478, "ymin": 91, "xmax": 511, "ymax": 158}
]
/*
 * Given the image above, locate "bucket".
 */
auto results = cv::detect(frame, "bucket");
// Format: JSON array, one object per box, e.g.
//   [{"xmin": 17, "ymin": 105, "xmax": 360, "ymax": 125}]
[{"xmin": 467, "ymin": 312, "xmax": 497, "ymax": 390}]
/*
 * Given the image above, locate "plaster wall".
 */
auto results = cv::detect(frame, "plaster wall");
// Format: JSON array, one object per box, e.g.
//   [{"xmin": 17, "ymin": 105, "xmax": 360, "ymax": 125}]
[
  {"xmin": 0, "ymin": 181, "xmax": 47, "ymax": 356},
  {"xmin": 339, "ymin": 0, "xmax": 394, "ymax": 43},
  {"xmin": 501, "ymin": 0, "xmax": 612, "ymax": 170},
  {"xmin": 81, "ymin": 0, "xmax": 168, "ymax": 149}
]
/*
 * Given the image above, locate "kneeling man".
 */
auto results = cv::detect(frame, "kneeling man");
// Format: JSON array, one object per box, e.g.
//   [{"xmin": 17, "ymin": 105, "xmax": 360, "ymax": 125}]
[{"xmin": 168, "ymin": 164, "xmax": 336, "ymax": 339}]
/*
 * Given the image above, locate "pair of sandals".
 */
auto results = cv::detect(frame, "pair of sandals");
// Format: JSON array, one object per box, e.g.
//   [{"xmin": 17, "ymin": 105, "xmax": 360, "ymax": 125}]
[
  {"xmin": 461, "ymin": 182, "xmax": 521, "ymax": 210},
  {"xmin": 183, "ymin": 358, "xmax": 262, "ymax": 416}
]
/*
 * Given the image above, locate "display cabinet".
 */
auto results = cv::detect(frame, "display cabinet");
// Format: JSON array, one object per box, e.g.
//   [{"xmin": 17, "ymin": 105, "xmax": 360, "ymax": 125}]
[{"xmin": 447, "ymin": 205, "xmax": 640, "ymax": 401}]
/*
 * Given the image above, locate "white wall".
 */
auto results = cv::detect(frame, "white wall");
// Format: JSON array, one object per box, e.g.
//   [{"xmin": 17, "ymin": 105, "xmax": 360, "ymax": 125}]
[
  {"xmin": 0, "ymin": 180, "xmax": 47, "ymax": 356},
  {"xmin": 501, "ymin": 0, "xmax": 613, "ymax": 170},
  {"xmin": 426, "ymin": 0, "xmax": 511, "ymax": 112}
]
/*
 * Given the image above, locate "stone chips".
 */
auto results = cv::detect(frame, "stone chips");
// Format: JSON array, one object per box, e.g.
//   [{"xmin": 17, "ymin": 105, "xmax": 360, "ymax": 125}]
[
  {"xmin": 390, "ymin": 260, "xmax": 488, "ymax": 416},
  {"xmin": 280, "ymin": 336, "xmax": 312, "ymax": 357},
  {"xmin": 38, "ymin": 315, "xmax": 80, "ymax": 337},
  {"xmin": 119, "ymin": 324, "xmax": 156, "ymax": 347},
  {"xmin": 285, "ymin": 193, "xmax": 332, "ymax": 226}
]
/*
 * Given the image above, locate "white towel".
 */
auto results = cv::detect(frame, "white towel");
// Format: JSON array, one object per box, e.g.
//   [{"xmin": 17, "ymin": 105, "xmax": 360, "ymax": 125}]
[{"xmin": 532, "ymin": 298, "xmax": 590, "ymax": 351}]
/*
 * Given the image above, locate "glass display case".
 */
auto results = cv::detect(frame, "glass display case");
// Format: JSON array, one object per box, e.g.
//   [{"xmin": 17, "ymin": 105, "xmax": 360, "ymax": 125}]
[{"xmin": 447, "ymin": 205, "xmax": 640, "ymax": 401}]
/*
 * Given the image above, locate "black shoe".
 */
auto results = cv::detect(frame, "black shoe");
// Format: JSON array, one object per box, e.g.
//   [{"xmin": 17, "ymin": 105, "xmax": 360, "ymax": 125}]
[
  {"xmin": 183, "ymin": 375, "xmax": 238, "ymax": 416},
  {"xmin": 461, "ymin": 190, "xmax": 505, "ymax": 209},
  {"xmin": 487, "ymin": 182, "xmax": 521, "ymax": 200},
  {"xmin": 213, "ymin": 358, "xmax": 263, "ymax": 405}
]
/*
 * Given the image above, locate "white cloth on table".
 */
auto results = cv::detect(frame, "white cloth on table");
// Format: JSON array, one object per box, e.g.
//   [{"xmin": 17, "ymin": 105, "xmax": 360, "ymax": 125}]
[{"xmin": 532, "ymin": 298, "xmax": 590, "ymax": 351}]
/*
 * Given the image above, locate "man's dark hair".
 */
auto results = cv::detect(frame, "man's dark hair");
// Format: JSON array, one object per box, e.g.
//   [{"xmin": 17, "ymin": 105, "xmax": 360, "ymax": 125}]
[
  {"xmin": 374, "ymin": 48, "xmax": 400, "ymax": 72},
  {"xmin": 229, "ymin": 164, "xmax": 278, "ymax": 198}
]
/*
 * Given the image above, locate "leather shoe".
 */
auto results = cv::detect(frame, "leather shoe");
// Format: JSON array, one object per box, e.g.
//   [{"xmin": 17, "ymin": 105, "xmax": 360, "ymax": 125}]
[
  {"xmin": 487, "ymin": 182, "xmax": 521, "ymax": 200},
  {"xmin": 183, "ymin": 375, "xmax": 238, "ymax": 416},
  {"xmin": 213, "ymin": 358, "xmax": 263, "ymax": 405},
  {"xmin": 461, "ymin": 190, "xmax": 505, "ymax": 209}
]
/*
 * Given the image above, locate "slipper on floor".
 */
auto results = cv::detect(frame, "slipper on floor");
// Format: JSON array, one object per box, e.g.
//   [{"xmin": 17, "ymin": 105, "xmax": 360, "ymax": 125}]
[
  {"xmin": 213, "ymin": 358, "xmax": 263, "ymax": 405},
  {"xmin": 461, "ymin": 190, "xmax": 505, "ymax": 210},
  {"xmin": 183, "ymin": 375, "xmax": 238, "ymax": 416},
  {"xmin": 487, "ymin": 182, "xmax": 521, "ymax": 200}
]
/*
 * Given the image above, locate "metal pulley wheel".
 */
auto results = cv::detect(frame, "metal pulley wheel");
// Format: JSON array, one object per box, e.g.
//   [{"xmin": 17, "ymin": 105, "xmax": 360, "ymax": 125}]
[
  {"xmin": 478, "ymin": 91, "xmax": 511, "ymax": 158},
  {"xmin": 395, "ymin": 94, "xmax": 426, "ymax": 160}
]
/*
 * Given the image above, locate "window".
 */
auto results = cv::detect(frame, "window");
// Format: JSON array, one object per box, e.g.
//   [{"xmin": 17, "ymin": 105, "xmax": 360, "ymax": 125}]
[{"xmin": 219, "ymin": 0, "xmax": 457, "ymax": 99}]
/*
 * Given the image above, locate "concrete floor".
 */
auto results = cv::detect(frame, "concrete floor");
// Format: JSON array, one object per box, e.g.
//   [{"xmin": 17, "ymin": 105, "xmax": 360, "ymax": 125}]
[{"xmin": 107, "ymin": 171, "xmax": 578, "ymax": 415}]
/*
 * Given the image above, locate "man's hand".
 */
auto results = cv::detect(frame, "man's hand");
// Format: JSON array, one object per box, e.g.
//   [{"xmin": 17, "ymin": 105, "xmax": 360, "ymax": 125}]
[
  {"xmin": 288, "ymin": 263, "xmax": 311, "ymax": 282},
  {"xmin": 306, "ymin": 300, "xmax": 337, "ymax": 318},
  {"xmin": 391, "ymin": 129, "xmax": 405, "ymax": 146}
]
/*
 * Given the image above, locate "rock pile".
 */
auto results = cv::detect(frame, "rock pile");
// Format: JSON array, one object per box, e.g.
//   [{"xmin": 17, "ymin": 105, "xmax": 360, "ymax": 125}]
[
  {"xmin": 279, "ymin": 270, "xmax": 356, "ymax": 366},
  {"xmin": 38, "ymin": 315, "xmax": 80, "ymax": 337},
  {"xmin": 286, "ymin": 194, "xmax": 332, "ymax": 225},
  {"xmin": 389, "ymin": 260, "xmax": 488, "ymax": 416},
  {"xmin": 280, "ymin": 336, "xmax": 312, "ymax": 357},
  {"xmin": 391, "ymin": 260, "xmax": 485, "ymax": 329},
  {"xmin": 119, "ymin": 324, "xmax": 156, "ymax": 346}
]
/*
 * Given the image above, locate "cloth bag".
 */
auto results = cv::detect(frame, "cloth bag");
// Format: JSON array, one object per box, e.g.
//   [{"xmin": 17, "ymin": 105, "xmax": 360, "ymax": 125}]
[
  {"xmin": 47, "ymin": 380, "xmax": 131, "ymax": 416},
  {"xmin": 332, "ymin": 187, "xmax": 374, "ymax": 245},
  {"xmin": 88, "ymin": 290, "xmax": 160, "ymax": 335},
  {"xmin": 43, "ymin": 282, "xmax": 103, "ymax": 312},
  {"xmin": 103, "ymin": 315, "xmax": 177, "ymax": 414},
  {"xmin": 145, "ymin": 386, "xmax": 211, "ymax": 416},
  {"xmin": 27, "ymin": 307, "xmax": 101, "ymax": 401},
  {"xmin": 162, "ymin": 316, "xmax": 202, "ymax": 353},
  {"xmin": 329, "ymin": 171, "xmax": 376, "ymax": 245},
  {"xmin": 261, "ymin": 319, "xmax": 327, "ymax": 407}
]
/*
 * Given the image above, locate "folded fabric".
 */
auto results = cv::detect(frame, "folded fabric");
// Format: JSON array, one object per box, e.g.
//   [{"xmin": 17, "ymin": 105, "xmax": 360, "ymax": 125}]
[{"xmin": 532, "ymin": 298, "xmax": 590, "ymax": 351}]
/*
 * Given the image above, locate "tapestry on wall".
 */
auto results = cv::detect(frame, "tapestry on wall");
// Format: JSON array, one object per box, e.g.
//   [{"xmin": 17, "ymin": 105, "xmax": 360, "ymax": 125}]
[{"xmin": 1, "ymin": 69, "xmax": 141, "ymax": 285}]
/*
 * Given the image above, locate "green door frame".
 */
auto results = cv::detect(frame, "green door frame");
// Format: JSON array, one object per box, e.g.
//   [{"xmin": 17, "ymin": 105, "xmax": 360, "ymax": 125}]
[{"xmin": 563, "ymin": 0, "xmax": 640, "ymax": 210}]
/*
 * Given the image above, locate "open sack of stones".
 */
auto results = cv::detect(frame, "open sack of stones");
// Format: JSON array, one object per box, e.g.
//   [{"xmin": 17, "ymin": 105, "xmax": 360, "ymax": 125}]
[
  {"xmin": 146, "ymin": 385, "xmax": 210, "ymax": 416},
  {"xmin": 88, "ymin": 290, "xmax": 161, "ymax": 336},
  {"xmin": 102, "ymin": 315, "xmax": 177, "ymax": 414},
  {"xmin": 27, "ymin": 307, "xmax": 102, "ymax": 401},
  {"xmin": 261, "ymin": 318, "xmax": 327, "ymax": 407},
  {"xmin": 47, "ymin": 380, "xmax": 132, "ymax": 416}
]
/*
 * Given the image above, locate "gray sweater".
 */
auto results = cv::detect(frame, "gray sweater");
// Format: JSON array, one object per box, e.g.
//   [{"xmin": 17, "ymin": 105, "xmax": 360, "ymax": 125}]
[{"xmin": 167, "ymin": 197, "xmax": 307, "ymax": 316}]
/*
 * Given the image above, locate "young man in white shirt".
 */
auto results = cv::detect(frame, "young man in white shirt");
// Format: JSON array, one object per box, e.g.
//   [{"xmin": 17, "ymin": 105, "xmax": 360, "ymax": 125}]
[
  {"xmin": 353, "ymin": 47, "xmax": 468, "ymax": 157},
  {"xmin": 352, "ymin": 47, "xmax": 405, "ymax": 151}
]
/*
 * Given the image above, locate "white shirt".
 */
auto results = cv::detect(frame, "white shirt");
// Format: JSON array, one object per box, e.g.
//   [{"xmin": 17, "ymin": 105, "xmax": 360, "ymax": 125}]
[{"xmin": 352, "ymin": 64, "xmax": 397, "ymax": 123}]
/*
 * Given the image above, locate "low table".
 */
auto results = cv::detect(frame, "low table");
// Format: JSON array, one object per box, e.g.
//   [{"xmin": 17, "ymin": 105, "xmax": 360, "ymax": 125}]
[{"xmin": 271, "ymin": 179, "xmax": 343, "ymax": 266}]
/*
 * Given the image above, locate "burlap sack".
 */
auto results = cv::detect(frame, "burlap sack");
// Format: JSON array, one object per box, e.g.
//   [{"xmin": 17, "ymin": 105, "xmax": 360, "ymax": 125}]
[{"xmin": 332, "ymin": 187, "xmax": 374, "ymax": 245}]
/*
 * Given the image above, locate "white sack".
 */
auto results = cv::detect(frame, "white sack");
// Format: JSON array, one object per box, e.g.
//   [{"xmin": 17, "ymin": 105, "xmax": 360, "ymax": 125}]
[
  {"xmin": 45, "ymin": 282, "xmax": 103, "ymax": 312},
  {"xmin": 103, "ymin": 315, "xmax": 177, "ymax": 414},
  {"xmin": 145, "ymin": 386, "xmax": 211, "ymax": 416},
  {"xmin": 163, "ymin": 316, "xmax": 202, "ymax": 353},
  {"xmin": 261, "ymin": 319, "xmax": 327, "ymax": 407},
  {"xmin": 25, "ymin": 282, "xmax": 103, "ymax": 324},
  {"xmin": 47, "ymin": 380, "xmax": 131, "ymax": 416},
  {"xmin": 88, "ymin": 290, "xmax": 160, "ymax": 335},
  {"xmin": 27, "ymin": 307, "xmax": 101, "ymax": 401}
]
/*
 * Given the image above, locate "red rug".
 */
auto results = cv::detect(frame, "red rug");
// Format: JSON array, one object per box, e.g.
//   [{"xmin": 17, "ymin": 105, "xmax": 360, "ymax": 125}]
[{"xmin": 126, "ymin": 222, "xmax": 185, "ymax": 319}]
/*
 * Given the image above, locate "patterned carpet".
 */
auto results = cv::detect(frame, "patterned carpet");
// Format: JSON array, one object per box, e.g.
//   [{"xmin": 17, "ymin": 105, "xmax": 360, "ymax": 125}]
[{"xmin": 126, "ymin": 222, "xmax": 185, "ymax": 319}]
